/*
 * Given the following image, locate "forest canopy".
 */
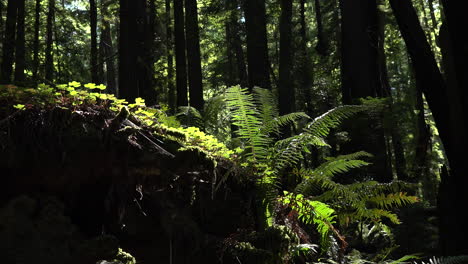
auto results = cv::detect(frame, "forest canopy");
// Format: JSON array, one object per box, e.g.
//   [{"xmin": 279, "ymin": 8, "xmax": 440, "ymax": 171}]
[{"xmin": 1, "ymin": 0, "xmax": 468, "ymax": 263}]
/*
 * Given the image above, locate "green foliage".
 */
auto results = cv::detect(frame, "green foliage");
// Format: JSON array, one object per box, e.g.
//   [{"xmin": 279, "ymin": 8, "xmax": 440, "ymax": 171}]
[
  {"xmin": 413, "ymin": 256, "xmax": 468, "ymax": 264},
  {"xmin": 294, "ymin": 159, "xmax": 418, "ymax": 226},
  {"xmin": 279, "ymin": 191, "xmax": 338, "ymax": 248}
]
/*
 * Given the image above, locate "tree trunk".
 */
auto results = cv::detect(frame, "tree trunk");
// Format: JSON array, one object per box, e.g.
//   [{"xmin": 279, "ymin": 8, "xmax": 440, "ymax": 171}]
[
  {"xmin": 141, "ymin": 0, "xmax": 156, "ymax": 104},
  {"xmin": 165, "ymin": 0, "xmax": 176, "ymax": 112},
  {"xmin": 244, "ymin": 0, "xmax": 271, "ymax": 90},
  {"xmin": 119, "ymin": 0, "xmax": 138, "ymax": 100},
  {"xmin": 314, "ymin": 0, "xmax": 328, "ymax": 56},
  {"xmin": 299, "ymin": 0, "xmax": 313, "ymax": 115},
  {"xmin": 390, "ymin": 0, "xmax": 468, "ymax": 255},
  {"xmin": 174, "ymin": 0, "xmax": 188, "ymax": 106},
  {"xmin": 340, "ymin": 0, "xmax": 392, "ymax": 182},
  {"xmin": 13, "ymin": 0, "xmax": 25, "ymax": 84},
  {"xmin": 278, "ymin": 0, "xmax": 293, "ymax": 117},
  {"xmin": 226, "ymin": 0, "xmax": 248, "ymax": 88},
  {"xmin": 0, "ymin": 0, "xmax": 17, "ymax": 84},
  {"xmin": 100, "ymin": 0, "xmax": 116, "ymax": 94},
  {"xmin": 90, "ymin": 0, "xmax": 99, "ymax": 83},
  {"xmin": 45, "ymin": 0, "xmax": 55, "ymax": 82},
  {"xmin": 0, "ymin": 1, "xmax": 4, "ymax": 43},
  {"xmin": 32, "ymin": 0, "xmax": 41, "ymax": 82},
  {"xmin": 184, "ymin": 0, "xmax": 204, "ymax": 111}
]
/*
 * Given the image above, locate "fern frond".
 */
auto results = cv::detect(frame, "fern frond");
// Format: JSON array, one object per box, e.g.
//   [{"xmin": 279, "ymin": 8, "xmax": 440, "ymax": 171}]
[
  {"xmin": 305, "ymin": 105, "xmax": 368, "ymax": 138},
  {"xmin": 367, "ymin": 192, "xmax": 419, "ymax": 210},
  {"xmin": 225, "ymin": 86, "xmax": 271, "ymax": 161},
  {"xmin": 415, "ymin": 256, "xmax": 468, "ymax": 264},
  {"xmin": 176, "ymin": 106, "xmax": 204, "ymax": 128}
]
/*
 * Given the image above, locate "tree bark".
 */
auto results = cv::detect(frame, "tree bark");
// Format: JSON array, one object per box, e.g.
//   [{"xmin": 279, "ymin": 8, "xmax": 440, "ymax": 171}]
[
  {"xmin": 165, "ymin": 0, "xmax": 176, "ymax": 112},
  {"xmin": 244, "ymin": 0, "xmax": 271, "ymax": 90},
  {"xmin": 119, "ymin": 0, "xmax": 138, "ymax": 100},
  {"xmin": 90, "ymin": 0, "xmax": 99, "ymax": 83},
  {"xmin": 32, "ymin": 0, "xmax": 41, "ymax": 82},
  {"xmin": 100, "ymin": 0, "xmax": 116, "ymax": 94},
  {"xmin": 340, "ymin": 0, "xmax": 392, "ymax": 182},
  {"xmin": 299, "ymin": 0, "xmax": 313, "ymax": 115},
  {"xmin": 184, "ymin": 0, "xmax": 204, "ymax": 111},
  {"xmin": 314, "ymin": 0, "xmax": 328, "ymax": 56},
  {"xmin": 13, "ymin": 0, "xmax": 25, "ymax": 84},
  {"xmin": 226, "ymin": 0, "xmax": 248, "ymax": 88},
  {"xmin": 45, "ymin": 0, "xmax": 55, "ymax": 82},
  {"xmin": 278, "ymin": 0, "xmax": 293, "ymax": 117},
  {"xmin": 390, "ymin": 0, "xmax": 468, "ymax": 255},
  {"xmin": 0, "ymin": 0, "xmax": 17, "ymax": 84},
  {"xmin": 174, "ymin": 0, "xmax": 188, "ymax": 106}
]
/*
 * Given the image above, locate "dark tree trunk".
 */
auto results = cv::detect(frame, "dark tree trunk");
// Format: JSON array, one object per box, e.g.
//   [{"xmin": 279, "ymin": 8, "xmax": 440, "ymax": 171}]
[
  {"xmin": 90, "ymin": 0, "xmax": 99, "ymax": 83},
  {"xmin": 45, "ymin": 0, "xmax": 55, "ymax": 82},
  {"xmin": 184, "ymin": 0, "xmax": 204, "ymax": 111},
  {"xmin": 390, "ymin": 0, "xmax": 468, "ymax": 255},
  {"xmin": 377, "ymin": 3, "xmax": 408, "ymax": 180},
  {"xmin": 0, "ymin": 0, "xmax": 17, "ymax": 84},
  {"xmin": 226, "ymin": 0, "xmax": 248, "ymax": 88},
  {"xmin": 174, "ymin": 0, "xmax": 188, "ymax": 106},
  {"xmin": 244, "ymin": 0, "xmax": 271, "ymax": 90},
  {"xmin": 278, "ymin": 0, "xmax": 293, "ymax": 117},
  {"xmin": 314, "ymin": 0, "xmax": 328, "ymax": 56},
  {"xmin": 0, "ymin": 1, "xmax": 4, "ymax": 42},
  {"xmin": 340, "ymin": 0, "xmax": 392, "ymax": 182},
  {"xmin": 101, "ymin": 20, "xmax": 116, "ymax": 94},
  {"xmin": 119, "ymin": 0, "xmax": 138, "ymax": 100},
  {"xmin": 100, "ymin": 0, "xmax": 116, "ymax": 94},
  {"xmin": 225, "ymin": 22, "xmax": 236, "ymax": 86},
  {"xmin": 13, "ymin": 0, "xmax": 25, "ymax": 84},
  {"xmin": 165, "ymin": 0, "xmax": 176, "ymax": 112},
  {"xmin": 32, "ymin": 0, "xmax": 41, "ymax": 82},
  {"xmin": 119, "ymin": 0, "xmax": 150, "ymax": 102},
  {"xmin": 141, "ymin": 0, "xmax": 156, "ymax": 104},
  {"xmin": 299, "ymin": 0, "xmax": 313, "ymax": 115}
]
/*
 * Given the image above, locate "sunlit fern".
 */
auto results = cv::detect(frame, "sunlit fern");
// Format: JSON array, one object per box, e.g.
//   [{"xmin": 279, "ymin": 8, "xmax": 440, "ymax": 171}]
[
  {"xmin": 294, "ymin": 155, "xmax": 418, "ymax": 226},
  {"xmin": 176, "ymin": 95, "xmax": 231, "ymax": 142},
  {"xmin": 413, "ymin": 256, "xmax": 468, "ymax": 264}
]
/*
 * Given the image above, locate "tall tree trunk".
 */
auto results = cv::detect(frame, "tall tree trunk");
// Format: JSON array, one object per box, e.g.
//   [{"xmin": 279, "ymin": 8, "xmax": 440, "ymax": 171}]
[
  {"xmin": 101, "ymin": 20, "xmax": 116, "ymax": 94},
  {"xmin": 314, "ymin": 0, "xmax": 328, "ymax": 56},
  {"xmin": 45, "ymin": 0, "xmax": 55, "ymax": 82},
  {"xmin": 377, "ymin": 2, "xmax": 408, "ymax": 180},
  {"xmin": 119, "ymin": 0, "xmax": 138, "ymax": 100},
  {"xmin": 225, "ymin": 22, "xmax": 236, "ymax": 86},
  {"xmin": 299, "ymin": 0, "xmax": 313, "ymax": 115},
  {"xmin": 184, "ymin": 0, "xmax": 204, "ymax": 110},
  {"xmin": 90, "ymin": 0, "xmax": 99, "ymax": 83},
  {"xmin": 278, "ymin": 0, "xmax": 293, "ymax": 117},
  {"xmin": 32, "ymin": 0, "xmax": 41, "ymax": 82},
  {"xmin": 174, "ymin": 0, "xmax": 188, "ymax": 106},
  {"xmin": 0, "ymin": 0, "xmax": 17, "ymax": 84},
  {"xmin": 13, "ymin": 0, "xmax": 25, "ymax": 84},
  {"xmin": 244, "ymin": 0, "xmax": 271, "ymax": 90},
  {"xmin": 100, "ymin": 0, "xmax": 116, "ymax": 94},
  {"xmin": 226, "ymin": 0, "xmax": 248, "ymax": 88},
  {"xmin": 0, "ymin": 1, "xmax": 4, "ymax": 43},
  {"xmin": 340, "ymin": 0, "xmax": 392, "ymax": 182},
  {"xmin": 165, "ymin": 0, "xmax": 176, "ymax": 112},
  {"xmin": 141, "ymin": 0, "xmax": 156, "ymax": 104},
  {"xmin": 389, "ymin": 0, "xmax": 468, "ymax": 255}
]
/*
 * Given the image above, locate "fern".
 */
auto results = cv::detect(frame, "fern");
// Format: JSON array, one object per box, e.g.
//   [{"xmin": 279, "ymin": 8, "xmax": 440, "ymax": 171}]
[
  {"xmin": 414, "ymin": 256, "xmax": 468, "ymax": 264},
  {"xmin": 279, "ymin": 191, "xmax": 344, "ymax": 251},
  {"xmin": 294, "ymin": 161, "xmax": 418, "ymax": 226}
]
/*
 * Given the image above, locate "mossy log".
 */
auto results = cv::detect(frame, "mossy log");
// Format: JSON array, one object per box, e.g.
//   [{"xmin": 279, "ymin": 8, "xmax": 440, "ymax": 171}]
[{"xmin": 0, "ymin": 105, "xmax": 256, "ymax": 264}]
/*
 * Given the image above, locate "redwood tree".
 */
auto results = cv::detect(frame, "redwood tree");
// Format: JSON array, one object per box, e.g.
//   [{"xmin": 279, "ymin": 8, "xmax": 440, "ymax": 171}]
[
  {"xmin": 244, "ymin": 0, "xmax": 271, "ymax": 90},
  {"xmin": 174, "ymin": 0, "xmax": 188, "ymax": 106},
  {"xmin": 0, "ymin": 0, "xmax": 17, "ymax": 84}
]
